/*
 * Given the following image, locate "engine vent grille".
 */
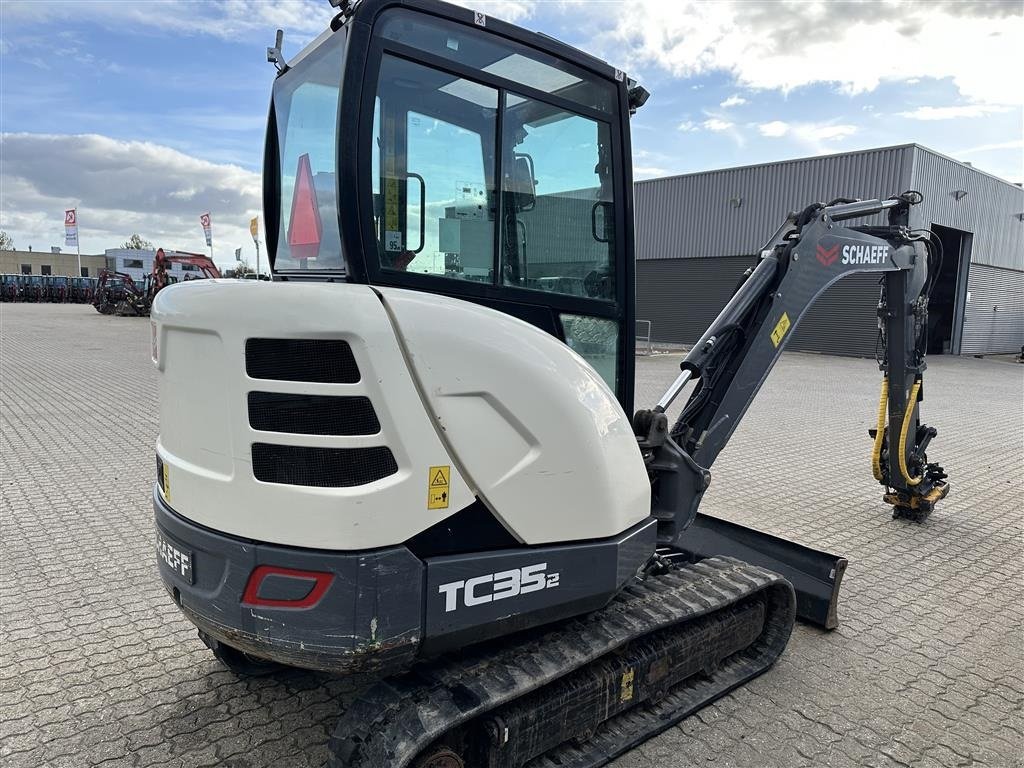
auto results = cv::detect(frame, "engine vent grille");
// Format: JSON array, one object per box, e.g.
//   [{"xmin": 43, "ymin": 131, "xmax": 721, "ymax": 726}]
[
  {"xmin": 248, "ymin": 392, "xmax": 380, "ymax": 436},
  {"xmin": 252, "ymin": 443, "xmax": 398, "ymax": 487},
  {"xmin": 245, "ymin": 338, "xmax": 360, "ymax": 383}
]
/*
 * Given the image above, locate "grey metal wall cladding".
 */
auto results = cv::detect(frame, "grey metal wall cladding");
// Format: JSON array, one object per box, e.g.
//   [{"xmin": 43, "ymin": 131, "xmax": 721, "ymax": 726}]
[
  {"xmin": 909, "ymin": 147, "xmax": 1024, "ymax": 271},
  {"xmin": 634, "ymin": 144, "xmax": 1023, "ymax": 270},
  {"xmin": 636, "ymin": 256, "xmax": 754, "ymax": 342},
  {"xmin": 634, "ymin": 146, "xmax": 912, "ymax": 261},
  {"xmin": 788, "ymin": 272, "xmax": 881, "ymax": 357},
  {"xmin": 960, "ymin": 265, "xmax": 1024, "ymax": 354},
  {"xmin": 517, "ymin": 188, "xmax": 610, "ymax": 269},
  {"xmin": 636, "ymin": 257, "xmax": 881, "ymax": 357}
]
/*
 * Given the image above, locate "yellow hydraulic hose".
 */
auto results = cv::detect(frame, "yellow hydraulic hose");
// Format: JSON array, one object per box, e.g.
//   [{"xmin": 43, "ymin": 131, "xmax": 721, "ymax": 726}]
[
  {"xmin": 897, "ymin": 377, "xmax": 924, "ymax": 486},
  {"xmin": 871, "ymin": 377, "xmax": 888, "ymax": 482}
]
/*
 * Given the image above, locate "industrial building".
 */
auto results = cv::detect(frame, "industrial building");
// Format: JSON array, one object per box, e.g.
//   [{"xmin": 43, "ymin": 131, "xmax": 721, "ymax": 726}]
[
  {"xmin": 104, "ymin": 248, "xmax": 210, "ymax": 283},
  {"xmin": 0, "ymin": 249, "xmax": 106, "ymax": 277},
  {"xmin": 635, "ymin": 144, "xmax": 1024, "ymax": 356}
]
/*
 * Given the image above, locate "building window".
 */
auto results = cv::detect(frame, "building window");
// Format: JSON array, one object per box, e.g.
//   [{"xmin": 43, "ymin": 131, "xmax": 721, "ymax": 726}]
[
  {"xmin": 179, "ymin": 264, "xmax": 197, "ymax": 272},
  {"xmin": 20, "ymin": 264, "xmax": 31, "ymax": 274},
  {"xmin": 123, "ymin": 258, "xmax": 144, "ymax": 269},
  {"xmin": 81, "ymin": 267, "xmax": 89, "ymax": 277},
  {"xmin": 41, "ymin": 265, "xmax": 52, "ymax": 276}
]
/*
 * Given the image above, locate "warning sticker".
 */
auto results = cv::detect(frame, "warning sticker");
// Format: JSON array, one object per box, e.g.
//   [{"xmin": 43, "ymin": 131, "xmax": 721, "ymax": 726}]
[
  {"xmin": 427, "ymin": 465, "xmax": 450, "ymax": 510},
  {"xmin": 770, "ymin": 312, "xmax": 791, "ymax": 348},
  {"xmin": 384, "ymin": 230, "xmax": 402, "ymax": 253},
  {"xmin": 619, "ymin": 668, "xmax": 635, "ymax": 703}
]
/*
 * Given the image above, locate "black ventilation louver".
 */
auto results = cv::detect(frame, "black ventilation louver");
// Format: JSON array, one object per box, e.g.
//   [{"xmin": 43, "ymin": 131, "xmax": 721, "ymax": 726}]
[
  {"xmin": 245, "ymin": 338, "xmax": 360, "ymax": 383},
  {"xmin": 248, "ymin": 392, "xmax": 380, "ymax": 436},
  {"xmin": 252, "ymin": 444, "xmax": 398, "ymax": 488}
]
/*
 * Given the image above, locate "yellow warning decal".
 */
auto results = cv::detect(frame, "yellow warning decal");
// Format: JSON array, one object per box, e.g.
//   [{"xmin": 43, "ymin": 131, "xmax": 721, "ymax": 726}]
[
  {"xmin": 161, "ymin": 463, "xmax": 171, "ymax": 502},
  {"xmin": 427, "ymin": 465, "xmax": 450, "ymax": 510},
  {"xmin": 770, "ymin": 311, "xmax": 791, "ymax": 348},
  {"xmin": 619, "ymin": 668, "xmax": 635, "ymax": 703}
]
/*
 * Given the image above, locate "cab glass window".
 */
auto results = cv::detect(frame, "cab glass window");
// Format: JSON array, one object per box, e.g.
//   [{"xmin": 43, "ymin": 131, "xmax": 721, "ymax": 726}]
[
  {"xmin": 378, "ymin": 9, "xmax": 615, "ymax": 115},
  {"xmin": 372, "ymin": 54, "xmax": 497, "ymax": 280},
  {"xmin": 562, "ymin": 314, "xmax": 618, "ymax": 391},
  {"xmin": 272, "ymin": 32, "xmax": 345, "ymax": 271},
  {"xmin": 500, "ymin": 94, "xmax": 615, "ymax": 299}
]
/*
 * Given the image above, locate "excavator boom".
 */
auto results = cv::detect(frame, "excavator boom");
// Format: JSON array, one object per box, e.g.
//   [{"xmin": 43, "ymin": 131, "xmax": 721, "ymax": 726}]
[{"xmin": 635, "ymin": 191, "xmax": 948, "ymax": 626}]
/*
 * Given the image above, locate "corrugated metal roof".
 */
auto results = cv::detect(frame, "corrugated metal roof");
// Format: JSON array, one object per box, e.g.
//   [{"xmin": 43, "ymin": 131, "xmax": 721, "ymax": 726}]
[
  {"xmin": 635, "ymin": 145, "xmax": 912, "ymax": 260},
  {"xmin": 634, "ymin": 144, "xmax": 1023, "ymax": 271},
  {"xmin": 909, "ymin": 147, "xmax": 1024, "ymax": 270}
]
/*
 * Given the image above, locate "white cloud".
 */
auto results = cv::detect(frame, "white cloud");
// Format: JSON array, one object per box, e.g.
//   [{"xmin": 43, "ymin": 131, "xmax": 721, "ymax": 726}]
[
  {"xmin": 448, "ymin": 0, "xmax": 538, "ymax": 22},
  {"xmin": 800, "ymin": 124, "xmax": 857, "ymax": 142},
  {"xmin": 702, "ymin": 118, "xmax": 734, "ymax": 132},
  {"xmin": 756, "ymin": 120, "xmax": 858, "ymax": 153},
  {"xmin": 2, "ymin": 0, "xmax": 538, "ymax": 46},
  {"xmin": 3, "ymin": 1, "xmax": 333, "ymax": 45},
  {"xmin": 955, "ymin": 139, "xmax": 1024, "ymax": 155},
  {"xmin": 0, "ymin": 133, "xmax": 261, "ymax": 265},
  {"xmin": 677, "ymin": 120, "xmax": 698, "ymax": 131},
  {"xmin": 720, "ymin": 95, "xmax": 747, "ymax": 108},
  {"xmin": 758, "ymin": 120, "xmax": 789, "ymax": 138},
  {"xmin": 633, "ymin": 165, "xmax": 670, "ymax": 179},
  {"xmin": 587, "ymin": 1, "xmax": 1021, "ymax": 106},
  {"xmin": 897, "ymin": 105, "xmax": 1015, "ymax": 121}
]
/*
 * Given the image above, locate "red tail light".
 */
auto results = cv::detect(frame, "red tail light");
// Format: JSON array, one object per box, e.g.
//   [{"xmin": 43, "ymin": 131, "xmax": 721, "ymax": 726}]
[{"xmin": 241, "ymin": 565, "xmax": 333, "ymax": 608}]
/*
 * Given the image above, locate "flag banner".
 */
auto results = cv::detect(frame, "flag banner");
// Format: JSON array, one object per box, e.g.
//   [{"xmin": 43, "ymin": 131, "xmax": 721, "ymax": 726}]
[
  {"xmin": 200, "ymin": 212, "xmax": 212, "ymax": 246},
  {"xmin": 235, "ymin": 247, "xmax": 241, "ymax": 259},
  {"xmin": 249, "ymin": 216, "xmax": 259, "ymax": 243},
  {"xmin": 64, "ymin": 209, "xmax": 78, "ymax": 247}
]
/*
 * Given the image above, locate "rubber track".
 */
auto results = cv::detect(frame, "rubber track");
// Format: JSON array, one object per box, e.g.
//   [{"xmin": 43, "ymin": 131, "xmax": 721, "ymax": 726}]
[{"xmin": 328, "ymin": 556, "xmax": 796, "ymax": 768}]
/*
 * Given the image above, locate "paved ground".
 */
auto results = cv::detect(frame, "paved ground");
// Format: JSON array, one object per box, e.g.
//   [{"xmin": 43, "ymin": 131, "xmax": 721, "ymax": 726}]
[{"xmin": 2, "ymin": 303, "xmax": 1022, "ymax": 768}]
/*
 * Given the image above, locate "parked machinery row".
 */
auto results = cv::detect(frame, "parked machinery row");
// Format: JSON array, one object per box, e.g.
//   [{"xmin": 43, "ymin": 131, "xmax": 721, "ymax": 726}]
[{"xmin": 1, "ymin": 274, "xmax": 98, "ymax": 304}]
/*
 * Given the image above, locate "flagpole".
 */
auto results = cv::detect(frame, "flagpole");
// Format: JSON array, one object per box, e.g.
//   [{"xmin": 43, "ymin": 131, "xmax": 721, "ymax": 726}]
[{"xmin": 75, "ymin": 210, "xmax": 81, "ymax": 277}]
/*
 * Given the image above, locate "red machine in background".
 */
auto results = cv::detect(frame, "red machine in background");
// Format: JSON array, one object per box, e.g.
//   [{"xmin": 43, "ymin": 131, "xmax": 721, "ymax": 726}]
[
  {"xmin": 93, "ymin": 270, "xmax": 141, "ymax": 314},
  {"xmin": 111, "ymin": 249, "xmax": 222, "ymax": 317},
  {"xmin": 151, "ymin": 248, "xmax": 220, "ymax": 293}
]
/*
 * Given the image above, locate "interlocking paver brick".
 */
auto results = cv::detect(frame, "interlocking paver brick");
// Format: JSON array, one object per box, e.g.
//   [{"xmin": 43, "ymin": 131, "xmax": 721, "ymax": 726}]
[{"xmin": 2, "ymin": 304, "xmax": 1021, "ymax": 767}]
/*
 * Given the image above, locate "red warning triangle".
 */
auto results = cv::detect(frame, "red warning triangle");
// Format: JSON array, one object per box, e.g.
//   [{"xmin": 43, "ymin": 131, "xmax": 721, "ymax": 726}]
[{"xmin": 287, "ymin": 153, "xmax": 322, "ymax": 260}]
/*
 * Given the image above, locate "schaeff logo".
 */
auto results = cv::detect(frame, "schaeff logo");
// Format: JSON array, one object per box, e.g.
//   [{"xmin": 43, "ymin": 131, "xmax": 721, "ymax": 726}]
[{"xmin": 816, "ymin": 241, "xmax": 890, "ymax": 266}]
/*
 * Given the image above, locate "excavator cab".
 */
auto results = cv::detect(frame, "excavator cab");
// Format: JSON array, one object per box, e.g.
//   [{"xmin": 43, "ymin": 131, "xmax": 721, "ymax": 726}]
[{"xmin": 265, "ymin": 0, "xmax": 640, "ymax": 410}]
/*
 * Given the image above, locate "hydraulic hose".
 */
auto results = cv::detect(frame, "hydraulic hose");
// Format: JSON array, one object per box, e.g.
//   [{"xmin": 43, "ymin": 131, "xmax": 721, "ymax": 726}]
[
  {"xmin": 897, "ymin": 376, "xmax": 924, "ymax": 486},
  {"xmin": 871, "ymin": 377, "xmax": 888, "ymax": 482}
]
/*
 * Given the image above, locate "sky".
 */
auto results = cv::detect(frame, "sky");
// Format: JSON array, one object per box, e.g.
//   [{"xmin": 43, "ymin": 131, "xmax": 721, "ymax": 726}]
[{"xmin": 1, "ymin": 0, "xmax": 1021, "ymax": 269}]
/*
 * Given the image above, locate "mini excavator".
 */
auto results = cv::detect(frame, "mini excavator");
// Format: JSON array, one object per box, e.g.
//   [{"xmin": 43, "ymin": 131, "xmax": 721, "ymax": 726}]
[{"xmin": 150, "ymin": 2, "xmax": 949, "ymax": 765}]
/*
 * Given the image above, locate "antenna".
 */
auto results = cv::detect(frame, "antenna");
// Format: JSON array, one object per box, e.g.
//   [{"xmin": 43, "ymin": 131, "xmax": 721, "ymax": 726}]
[{"xmin": 267, "ymin": 29, "xmax": 286, "ymax": 73}]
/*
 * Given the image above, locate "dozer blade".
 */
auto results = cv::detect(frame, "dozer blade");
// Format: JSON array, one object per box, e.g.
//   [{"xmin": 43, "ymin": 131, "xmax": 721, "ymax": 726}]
[
  {"xmin": 328, "ymin": 557, "xmax": 796, "ymax": 768},
  {"xmin": 680, "ymin": 513, "xmax": 847, "ymax": 630}
]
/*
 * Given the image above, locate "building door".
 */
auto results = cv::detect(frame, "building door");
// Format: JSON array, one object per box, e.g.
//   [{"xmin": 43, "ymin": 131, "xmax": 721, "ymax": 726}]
[{"xmin": 927, "ymin": 223, "xmax": 971, "ymax": 355}]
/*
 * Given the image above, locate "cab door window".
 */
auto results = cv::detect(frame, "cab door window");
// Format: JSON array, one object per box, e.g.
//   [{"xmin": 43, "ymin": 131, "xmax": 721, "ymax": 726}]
[
  {"xmin": 372, "ymin": 54, "xmax": 497, "ymax": 280},
  {"xmin": 499, "ymin": 96, "xmax": 615, "ymax": 300}
]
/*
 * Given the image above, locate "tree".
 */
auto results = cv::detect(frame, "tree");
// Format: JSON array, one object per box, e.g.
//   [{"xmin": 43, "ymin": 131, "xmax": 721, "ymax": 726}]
[
  {"xmin": 122, "ymin": 234, "xmax": 154, "ymax": 249},
  {"xmin": 234, "ymin": 259, "xmax": 255, "ymax": 277},
  {"xmin": 0, "ymin": 230, "xmax": 14, "ymax": 251}
]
